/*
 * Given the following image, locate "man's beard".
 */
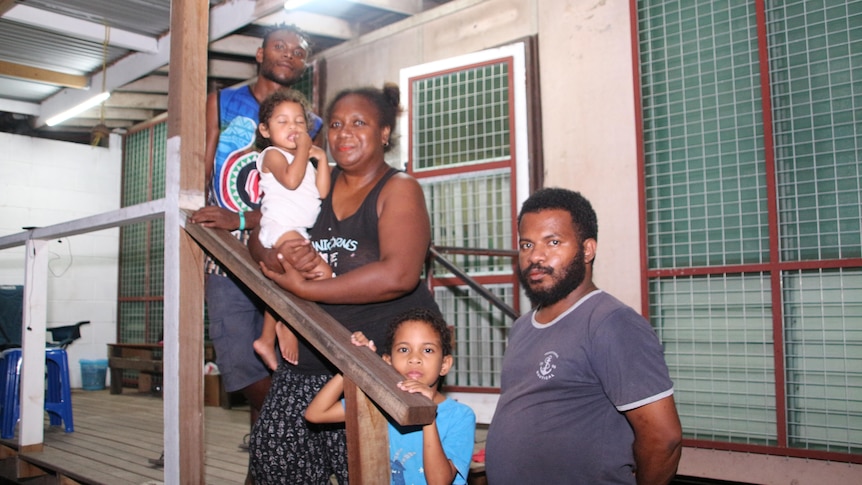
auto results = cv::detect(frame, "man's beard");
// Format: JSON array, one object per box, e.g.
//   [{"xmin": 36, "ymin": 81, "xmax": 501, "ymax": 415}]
[
  {"xmin": 518, "ymin": 247, "xmax": 586, "ymax": 308},
  {"xmin": 260, "ymin": 63, "xmax": 301, "ymax": 87}
]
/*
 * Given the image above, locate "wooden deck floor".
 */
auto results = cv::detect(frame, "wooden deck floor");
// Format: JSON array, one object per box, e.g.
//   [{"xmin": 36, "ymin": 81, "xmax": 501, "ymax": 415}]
[{"xmin": 0, "ymin": 389, "xmax": 251, "ymax": 485}]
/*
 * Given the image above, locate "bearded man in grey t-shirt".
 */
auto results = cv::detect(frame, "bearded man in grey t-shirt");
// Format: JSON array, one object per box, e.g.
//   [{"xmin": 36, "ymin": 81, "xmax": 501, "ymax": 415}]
[{"xmin": 486, "ymin": 188, "xmax": 682, "ymax": 485}]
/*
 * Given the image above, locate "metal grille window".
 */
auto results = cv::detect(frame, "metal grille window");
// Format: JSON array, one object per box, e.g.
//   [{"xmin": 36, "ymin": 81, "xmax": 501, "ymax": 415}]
[
  {"xmin": 435, "ymin": 284, "xmax": 512, "ymax": 388},
  {"xmin": 401, "ymin": 43, "xmax": 536, "ymax": 390},
  {"xmin": 652, "ymin": 273, "xmax": 776, "ymax": 445},
  {"xmin": 119, "ymin": 124, "xmax": 165, "ymax": 345},
  {"xmin": 784, "ymin": 268, "xmax": 862, "ymax": 454},
  {"xmin": 413, "ymin": 63, "xmax": 511, "ymax": 169},
  {"xmin": 638, "ymin": 0, "xmax": 862, "ymax": 462},
  {"xmin": 423, "ymin": 169, "xmax": 513, "ymax": 274},
  {"xmin": 641, "ymin": 1, "xmax": 769, "ymax": 269},
  {"xmin": 770, "ymin": 3, "xmax": 862, "ymax": 262}
]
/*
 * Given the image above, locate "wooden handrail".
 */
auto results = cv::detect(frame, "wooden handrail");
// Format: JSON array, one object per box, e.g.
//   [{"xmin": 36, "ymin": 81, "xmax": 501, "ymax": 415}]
[{"xmin": 182, "ymin": 213, "xmax": 437, "ymax": 427}]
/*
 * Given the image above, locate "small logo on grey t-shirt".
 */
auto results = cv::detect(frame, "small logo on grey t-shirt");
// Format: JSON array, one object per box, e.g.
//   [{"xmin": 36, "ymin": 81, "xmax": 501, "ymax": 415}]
[{"xmin": 537, "ymin": 351, "xmax": 558, "ymax": 380}]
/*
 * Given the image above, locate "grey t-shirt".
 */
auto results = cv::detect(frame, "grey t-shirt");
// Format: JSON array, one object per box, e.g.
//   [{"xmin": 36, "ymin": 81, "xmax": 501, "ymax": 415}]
[{"xmin": 485, "ymin": 290, "xmax": 674, "ymax": 485}]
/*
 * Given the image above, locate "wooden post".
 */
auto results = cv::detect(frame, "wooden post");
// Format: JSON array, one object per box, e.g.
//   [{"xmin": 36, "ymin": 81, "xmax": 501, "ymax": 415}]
[
  {"xmin": 344, "ymin": 378, "xmax": 390, "ymax": 483},
  {"xmin": 164, "ymin": 0, "xmax": 208, "ymax": 482},
  {"xmin": 19, "ymin": 239, "xmax": 48, "ymax": 452}
]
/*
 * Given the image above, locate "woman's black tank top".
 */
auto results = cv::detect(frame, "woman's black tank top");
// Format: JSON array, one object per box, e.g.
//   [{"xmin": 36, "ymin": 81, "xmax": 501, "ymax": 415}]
[{"xmin": 296, "ymin": 166, "xmax": 440, "ymax": 374}]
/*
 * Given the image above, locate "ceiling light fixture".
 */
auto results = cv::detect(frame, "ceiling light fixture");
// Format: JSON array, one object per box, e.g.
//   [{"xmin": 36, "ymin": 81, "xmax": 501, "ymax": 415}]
[
  {"xmin": 45, "ymin": 91, "xmax": 111, "ymax": 127},
  {"xmin": 284, "ymin": 0, "xmax": 315, "ymax": 10}
]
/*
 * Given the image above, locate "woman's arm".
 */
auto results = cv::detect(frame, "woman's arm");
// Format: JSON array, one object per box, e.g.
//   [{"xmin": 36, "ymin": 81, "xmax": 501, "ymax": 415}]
[
  {"xmin": 304, "ymin": 374, "xmax": 346, "ymax": 424},
  {"xmin": 252, "ymin": 231, "xmax": 320, "ymax": 276},
  {"xmin": 264, "ymin": 173, "xmax": 431, "ymax": 304},
  {"xmin": 312, "ymin": 146, "xmax": 331, "ymax": 198}
]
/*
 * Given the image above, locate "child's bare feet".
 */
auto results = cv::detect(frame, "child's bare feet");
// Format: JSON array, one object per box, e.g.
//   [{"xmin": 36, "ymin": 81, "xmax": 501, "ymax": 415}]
[
  {"xmin": 276, "ymin": 322, "xmax": 299, "ymax": 365},
  {"xmin": 253, "ymin": 337, "xmax": 280, "ymax": 371}
]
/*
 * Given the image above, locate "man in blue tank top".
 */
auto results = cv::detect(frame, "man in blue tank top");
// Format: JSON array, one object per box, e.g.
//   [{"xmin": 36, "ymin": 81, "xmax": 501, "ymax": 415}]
[{"xmin": 188, "ymin": 23, "xmax": 321, "ymax": 485}]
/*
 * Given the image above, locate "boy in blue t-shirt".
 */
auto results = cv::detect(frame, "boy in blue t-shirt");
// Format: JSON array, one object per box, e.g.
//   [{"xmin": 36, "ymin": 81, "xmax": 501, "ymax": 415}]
[{"xmin": 306, "ymin": 308, "xmax": 476, "ymax": 485}]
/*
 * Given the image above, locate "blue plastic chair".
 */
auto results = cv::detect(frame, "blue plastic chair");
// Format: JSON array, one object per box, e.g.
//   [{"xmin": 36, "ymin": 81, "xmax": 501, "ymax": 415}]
[
  {"xmin": 0, "ymin": 348, "xmax": 21, "ymax": 439},
  {"xmin": 0, "ymin": 347, "xmax": 74, "ymax": 439}
]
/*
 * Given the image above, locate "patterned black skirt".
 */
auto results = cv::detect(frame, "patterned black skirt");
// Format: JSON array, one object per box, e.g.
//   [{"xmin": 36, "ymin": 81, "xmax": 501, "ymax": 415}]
[{"xmin": 249, "ymin": 366, "xmax": 348, "ymax": 484}]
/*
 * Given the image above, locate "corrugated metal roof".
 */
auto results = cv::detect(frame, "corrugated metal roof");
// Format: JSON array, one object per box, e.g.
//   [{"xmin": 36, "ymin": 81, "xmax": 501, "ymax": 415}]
[
  {"xmin": 0, "ymin": 0, "xmax": 454, "ymax": 144},
  {"xmin": 23, "ymin": 0, "xmax": 172, "ymax": 36},
  {"xmin": 0, "ymin": 20, "xmax": 128, "ymax": 76}
]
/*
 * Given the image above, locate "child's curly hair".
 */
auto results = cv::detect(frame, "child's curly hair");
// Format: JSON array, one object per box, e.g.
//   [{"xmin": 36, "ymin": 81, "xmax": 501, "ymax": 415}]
[
  {"xmin": 255, "ymin": 88, "xmax": 314, "ymax": 150},
  {"xmin": 383, "ymin": 308, "xmax": 452, "ymax": 357}
]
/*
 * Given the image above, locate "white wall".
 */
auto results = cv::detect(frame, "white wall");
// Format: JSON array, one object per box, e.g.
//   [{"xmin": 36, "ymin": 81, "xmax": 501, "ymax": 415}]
[{"xmin": 0, "ymin": 131, "xmax": 121, "ymax": 388}]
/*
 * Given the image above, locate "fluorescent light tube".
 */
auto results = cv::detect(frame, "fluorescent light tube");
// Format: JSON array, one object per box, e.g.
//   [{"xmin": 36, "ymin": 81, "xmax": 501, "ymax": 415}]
[{"xmin": 46, "ymin": 92, "xmax": 111, "ymax": 126}]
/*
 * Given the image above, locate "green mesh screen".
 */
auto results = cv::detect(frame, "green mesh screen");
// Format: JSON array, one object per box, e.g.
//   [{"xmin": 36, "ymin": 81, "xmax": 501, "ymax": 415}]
[
  {"xmin": 639, "ymin": 0, "xmax": 862, "ymax": 457},
  {"xmin": 651, "ymin": 274, "xmax": 776, "ymax": 445},
  {"xmin": 783, "ymin": 269, "xmax": 862, "ymax": 454},
  {"xmin": 119, "ymin": 124, "xmax": 166, "ymax": 345},
  {"xmin": 435, "ymin": 284, "xmax": 512, "ymax": 388},
  {"xmin": 768, "ymin": 2, "xmax": 862, "ymax": 261},
  {"xmin": 640, "ymin": 1, "xmax": 769, "ymax": 269},
  {"xmin": 122, "ymin": 127, "xmax": 153, "ymax": 206},
  {"xmin": 412, "ymin": 61, "xmax": 511, "ymax": 170},
  {"xmin": 292, "ymin": 63, "xmax": 315, "ymax": 102},
  {"xmin": 422, "ymin": 169, "xmax": 512, "ymax": 275}
]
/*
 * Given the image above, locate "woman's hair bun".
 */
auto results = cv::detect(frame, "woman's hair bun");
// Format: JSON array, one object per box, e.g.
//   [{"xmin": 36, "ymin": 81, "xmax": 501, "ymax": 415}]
[{"xmin": 382, "ymin": 83, "xmax": 400, "ymax": 109}]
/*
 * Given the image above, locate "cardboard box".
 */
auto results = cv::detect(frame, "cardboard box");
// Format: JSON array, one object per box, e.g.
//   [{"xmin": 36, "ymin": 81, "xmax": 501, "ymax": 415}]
[{"xmin": 204, "ymin": 374, "xmax": 222, "ymax": 407}]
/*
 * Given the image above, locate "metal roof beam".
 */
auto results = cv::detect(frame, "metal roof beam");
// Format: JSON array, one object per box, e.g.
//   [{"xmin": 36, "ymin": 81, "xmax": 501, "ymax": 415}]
[
  {"xmin": 34, "ymin": 0, "xmax": 276, "ymax": 127},
  {"xmin": 345, "ymin": 0, "xmax": 422, "ymax": 16},
  {"xmin": 36, "ymin": 33, "xmax": 171, "ymax": 126},
  {"xmin": 114, "ymin": 75, "xmax": 170, "ymax": 94},
  {"xmin": 209, "ymin": 0, "xmax": 285, "ymax": 40},
  {"xmin": 209, "ymin": 35, "xmax": 263, "ymax": 57},
  {"xmin": 256, "ymin": 10, "xmax": 356, "ymax": 40},
  {"xmin": 75, "ymin": 106, "xmax": 155, "ymax": 121},
  {"xmin": 0, "ymin": 60, "xmax": 88, "ymax": 89},
  {"xmin": 105, "ymin": 92, "xmax": 169, "ymax": 110},
  {"xmin": 4, "ymin": 4, "xmax": 159, "ymax": 53},
  {"xmin": 0, "ymin": 98, "xmax": 39, "ymax": 116}
]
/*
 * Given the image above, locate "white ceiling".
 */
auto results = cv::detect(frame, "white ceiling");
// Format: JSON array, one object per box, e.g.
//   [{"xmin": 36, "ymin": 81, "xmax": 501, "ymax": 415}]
[{"xmin": 0, "ymin": 0, "xmax": 452, "ymax": 143}]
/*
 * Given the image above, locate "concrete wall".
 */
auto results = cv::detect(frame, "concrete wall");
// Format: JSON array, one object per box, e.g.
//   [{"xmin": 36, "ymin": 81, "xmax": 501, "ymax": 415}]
[
  {"xmin": 0, "ymin": 132, "xmax": 122, "ymax": 388},
  {"xmin": 321, "ymin": 0, "xmax": 642, "ymax": 307}
]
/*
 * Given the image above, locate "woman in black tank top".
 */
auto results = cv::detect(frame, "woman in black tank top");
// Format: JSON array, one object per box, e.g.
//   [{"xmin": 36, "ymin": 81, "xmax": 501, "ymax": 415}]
[{"xmin": 249, "ymin": 84, "xmax": 440, "ymax": 484}]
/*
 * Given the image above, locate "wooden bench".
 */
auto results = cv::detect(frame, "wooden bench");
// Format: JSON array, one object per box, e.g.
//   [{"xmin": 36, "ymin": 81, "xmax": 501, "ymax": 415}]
[
  {"xmin": 107, "ymin": 343, "xmax": 216, "ymax": 396},
  {"xmin": 107, "ymin": 343, "xmax": 164, "ymax": 395}
]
